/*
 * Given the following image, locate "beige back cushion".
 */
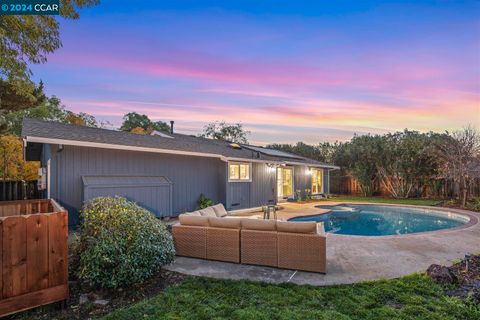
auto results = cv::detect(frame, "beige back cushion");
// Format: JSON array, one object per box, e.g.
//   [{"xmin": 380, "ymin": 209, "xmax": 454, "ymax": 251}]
[
  {"xmin": 241, "ymin": 219, "xmax": 276, "ymax": 231},
  {"xmin": 209, "ymin": 217, "xmax": 241, "ymax": 229},
  {"xmin": 211, "ymin": 203, "xmax": 228, "ymax": 217},
  {"xmin": 276, "ymin": 221, "xmax": 317, "ymax": 234},
  {"xmin": 186, "ymin": 210, "xmax": 202, "ymax": 216},
  {"xmin": 178, "ymin": 214, "xmax": 209, "ymax": 227},
  {"xmin": 199, "ymin": 207, "xmax": 217, "ymax": 217}
]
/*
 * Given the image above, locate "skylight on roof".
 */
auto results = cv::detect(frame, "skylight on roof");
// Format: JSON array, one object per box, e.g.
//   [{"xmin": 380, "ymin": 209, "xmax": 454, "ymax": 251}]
[
  {"xmin": 243, "ymin": 145, "xmax": 303, "ymax": 159},
  {"xmin": 150, "ymin": 130, "xmax": 173, "ymax": 138},
  {"xmin": 229, "ymin": 143, "xmax": 242, "ymax": 149}
]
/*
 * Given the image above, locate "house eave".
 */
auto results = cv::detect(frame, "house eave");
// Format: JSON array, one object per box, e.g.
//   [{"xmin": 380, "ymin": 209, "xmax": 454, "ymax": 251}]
[{"xmin": 24, "ymin": 136, "xmax": 338, "ymax": 169}]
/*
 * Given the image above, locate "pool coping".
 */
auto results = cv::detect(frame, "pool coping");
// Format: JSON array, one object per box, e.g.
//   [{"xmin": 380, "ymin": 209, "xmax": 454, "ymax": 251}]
[{"xmin": 287, "ymin": 202, "xmax": 479, "ymax": 239}]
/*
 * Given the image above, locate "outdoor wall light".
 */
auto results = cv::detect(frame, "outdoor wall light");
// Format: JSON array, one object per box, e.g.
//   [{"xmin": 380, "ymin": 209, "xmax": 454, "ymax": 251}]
[
  {"xmin": 266, "ymin": 163, "xmax": 277, "ymax": 173},
  {"xmin": 306, "ymin": 168, "xmax": 312, "ymax": 175}
]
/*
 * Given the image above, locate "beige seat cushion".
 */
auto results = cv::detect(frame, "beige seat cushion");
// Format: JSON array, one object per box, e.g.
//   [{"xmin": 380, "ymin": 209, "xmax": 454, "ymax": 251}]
[
  {"xmin": 199, "ymin": 207, "xmax": 217, "ymax": 217},
  {"xmin": 276, "ymin": 221, "xmax": 317, "ymax": 234},
  {"xmin": 209, "ymin": 217, "xmax": 241, "ymax": 229},
  {"xmin": 211, "ymin": 203, "xmax": 228, "ymax": 217},
  {"xmin": 224, "ymin": 215, "xmax": 261, "ymax": 220},
  {"xmin": 241, "ymin": 219, "xmax": 276, "ymax": 231},
  {"xmin": 178, "ymin": 214, "xmax": 209, "ymax": 226}
]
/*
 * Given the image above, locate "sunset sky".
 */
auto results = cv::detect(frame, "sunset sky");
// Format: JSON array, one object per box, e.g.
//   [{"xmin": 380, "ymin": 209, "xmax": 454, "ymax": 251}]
[{"xmin": 32, "ymin": 0, "xmax": 480, "ymax": 145}]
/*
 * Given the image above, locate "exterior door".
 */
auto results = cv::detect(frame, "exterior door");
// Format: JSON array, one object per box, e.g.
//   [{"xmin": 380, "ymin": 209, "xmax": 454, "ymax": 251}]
[
  {"xmin": 277, "ymin": 167, "xmax": 293, "ymax": 200},
  {"xmin": 311, "ymin": 168, "xmax": 324, "ymax": 194}
]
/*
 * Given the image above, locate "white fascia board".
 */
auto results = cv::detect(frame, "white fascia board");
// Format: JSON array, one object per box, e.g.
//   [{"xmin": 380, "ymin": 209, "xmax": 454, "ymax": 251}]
[
  {"xmin": 25, "ymin": 136, "xmax": 227, "ymax": 160},
  {"xmin": 284, "ymin": 160, "xmax": 340, "ymax": 170}
]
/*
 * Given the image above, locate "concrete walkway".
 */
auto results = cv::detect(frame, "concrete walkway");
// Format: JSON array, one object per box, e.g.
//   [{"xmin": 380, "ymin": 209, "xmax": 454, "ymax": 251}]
[{"xmin": 166, "ymin": 202, "xmax": 480, "ymax": 286}]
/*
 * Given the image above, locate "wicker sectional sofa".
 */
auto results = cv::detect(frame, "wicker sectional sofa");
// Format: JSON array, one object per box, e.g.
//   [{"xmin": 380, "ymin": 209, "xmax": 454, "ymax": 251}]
[{"xmin": 172, "ymin": 204, "xmax": 326, "ymax": 273}]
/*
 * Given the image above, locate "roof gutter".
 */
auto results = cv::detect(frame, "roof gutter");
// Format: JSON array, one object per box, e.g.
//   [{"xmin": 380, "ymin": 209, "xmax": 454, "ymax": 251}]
[{"xmin": 24, "ymin": 136, "xmax": 338, "ymax": 169}]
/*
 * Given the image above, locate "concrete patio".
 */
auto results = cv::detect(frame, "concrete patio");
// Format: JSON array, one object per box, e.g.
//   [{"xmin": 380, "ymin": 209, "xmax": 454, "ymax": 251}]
[{"xmin": 166, "ymin": 202, "xmax": 480, "ymax": 286}]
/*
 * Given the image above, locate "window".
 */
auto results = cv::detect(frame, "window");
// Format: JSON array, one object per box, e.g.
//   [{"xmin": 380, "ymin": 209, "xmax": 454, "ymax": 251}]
[
  {"xmin": 311, "ymin": 168, "xmax": 323, "ymax": 194},
  {"xmin": 228, "ymin": 162, "xmax": 251, "ymax": 181}
]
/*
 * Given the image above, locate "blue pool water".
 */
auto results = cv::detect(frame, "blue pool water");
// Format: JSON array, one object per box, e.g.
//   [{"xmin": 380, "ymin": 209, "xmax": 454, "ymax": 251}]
[{"xmin": 289, "ymin": 204, "xmax": 468, "ymax": 236}]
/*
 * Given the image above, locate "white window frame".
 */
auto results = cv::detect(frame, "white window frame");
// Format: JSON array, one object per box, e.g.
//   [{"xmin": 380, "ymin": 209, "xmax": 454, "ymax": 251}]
[{"xmin": 228, "ymin": 162, "xmax": 252, "ymax": 182}]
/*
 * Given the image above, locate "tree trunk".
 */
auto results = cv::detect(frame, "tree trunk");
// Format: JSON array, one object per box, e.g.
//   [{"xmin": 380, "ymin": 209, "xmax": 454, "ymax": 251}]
[{"xmin": 461, "ymin": 178, "xmax": 467, "ymax": 207}]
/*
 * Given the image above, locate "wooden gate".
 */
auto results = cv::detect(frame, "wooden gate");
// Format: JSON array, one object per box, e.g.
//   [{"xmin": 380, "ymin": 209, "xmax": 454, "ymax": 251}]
[{"xmin": 0, "ymin": 199, "xmax": 68, "ymax": 317}]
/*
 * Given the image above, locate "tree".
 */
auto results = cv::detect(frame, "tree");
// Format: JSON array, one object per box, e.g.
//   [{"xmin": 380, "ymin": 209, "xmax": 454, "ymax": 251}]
[
  {"xmin": 267, "ymin": 141, "xmax": 339, "ymax": 163},
  {"xmin": 120, "ymin": 112, "xmax": 170, "ymax": 134},
  {"xmin": 333, "ymin": 135, "xmax": 381, "ymax": 196},
  {"xmin": 0, "ymin": 79, "xmax": 46, "ymax": 113},
  {"xmin": 200, "ymin": 121, "xmax": 250, "ymax": 144},
  {"xmin": 0, "ymin": 1, "xmax": 99, "ymax": 112},
  {"xmin": 0, "ymin": 135, "xmax": 38, "ymax": 180},
  {"xmin": 0, "ymin": 95, "xmax": 104, "ymax": 135},
  {"xmin": 436, "ymin": 126, "xmax": 480, "ymax": 207},
  {"xmin": 374, "ymin": 130, "xmax": 440, "ymax": 198},
  {"xmin": 130, "ymin": 127, "xmax": 147, "ymax": 134}
]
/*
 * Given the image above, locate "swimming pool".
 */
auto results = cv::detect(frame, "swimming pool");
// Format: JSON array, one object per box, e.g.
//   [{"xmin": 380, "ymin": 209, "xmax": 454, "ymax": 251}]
[{"xmin": 288, "ymin": 204, "xmax": 469, "ymax": 236}]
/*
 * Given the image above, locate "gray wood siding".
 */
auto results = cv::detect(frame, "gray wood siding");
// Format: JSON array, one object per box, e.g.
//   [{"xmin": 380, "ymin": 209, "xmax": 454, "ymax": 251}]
[
  {"xmin": 293, "ymin": 165, "xmax": 309, "ymax": 199},
  {"xmin": 49, "ymin": 145, "xmax": 225, "ymax": 225},
  {"xmin": 323, "ymin": 169, "xmax": 330, "ymax": 194},
  {"xmin": 82, "ymin": 176, "xmax": 173, "ymax": 217},
  {"xmin": 227, "ymin": 182, "xmax": 250, "ymax": 210},
  {"xmin": 226, "ymin": 162, "xmax": 276, "ymax": 210},
  {"xmin": 250, "ymin": 163, "xmax": 276, "ymax": 207}
]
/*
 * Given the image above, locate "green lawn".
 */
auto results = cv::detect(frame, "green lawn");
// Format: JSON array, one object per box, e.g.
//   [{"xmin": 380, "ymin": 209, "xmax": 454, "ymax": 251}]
[
  {"xmin": 102, "ymin": 274, "xmax": 478, "ymax": 320},
  {"xmin": 325, "ymin": 196, "xmax": 440, "ymax": 206}
]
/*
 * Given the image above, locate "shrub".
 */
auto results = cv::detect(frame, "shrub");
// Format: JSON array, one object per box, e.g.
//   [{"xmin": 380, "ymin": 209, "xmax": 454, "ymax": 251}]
[
  {"xmin": 197, "ymin": 193, "xmax": 213, "ymax": 209},
  {"xmin": 466, "ymin": 197, "xmax": 480, "ymax": 212},
  {"xmin": 304, "ymin": 188, "xmax": 311, "ymax": 201},
  {"xmin": 76, "ymin": 196, "xmax": 175, "ymax": 288},
  {"xmin": 295, "ymin": 189, "xmax": 302, "ymax": 202}
]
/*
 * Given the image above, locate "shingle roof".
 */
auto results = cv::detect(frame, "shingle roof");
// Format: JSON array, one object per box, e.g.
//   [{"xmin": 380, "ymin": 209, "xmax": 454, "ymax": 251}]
[{"xmin": 22, "ymin": 118, "xmax": 337, "ymax": 168}]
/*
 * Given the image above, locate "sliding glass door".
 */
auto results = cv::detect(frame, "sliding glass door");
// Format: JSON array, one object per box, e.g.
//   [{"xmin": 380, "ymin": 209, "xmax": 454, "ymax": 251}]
[
  {"xmin": 277, "ymin": 167, "xmax": 293, "ymax": 199},
  {"xmin": 311, "ymin": 168, "xmax": 323, "ymax": 194}
]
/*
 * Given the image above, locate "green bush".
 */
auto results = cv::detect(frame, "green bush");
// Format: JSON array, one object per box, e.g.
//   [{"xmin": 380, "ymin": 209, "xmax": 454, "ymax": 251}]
[
  {"xmin": 295, "ymin": 189, "xmax": 302, "ymax": 202},
  {"xmin": 76, "ymin": 196, "xmax": 175, "ymax": 288},
  {"xmin": 197, "ymin": 193, "xmax": 213, "ymax": 209},
  {"xmin": 466, "ymin": 197, "xmax": 480, "ymax": 211}
]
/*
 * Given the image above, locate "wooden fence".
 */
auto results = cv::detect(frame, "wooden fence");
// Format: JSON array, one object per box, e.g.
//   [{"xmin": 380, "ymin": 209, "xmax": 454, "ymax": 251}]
[
  {"xmin": 330, "ymin": 173, "xmax": 480, "ymax": 199},
  {"xmin": 0, "ymin": 180, "xmax": 39, "ymax": 202},
  {"xmin": 0, "ymin": 199, "xmax": 68, "ymax": 317}
]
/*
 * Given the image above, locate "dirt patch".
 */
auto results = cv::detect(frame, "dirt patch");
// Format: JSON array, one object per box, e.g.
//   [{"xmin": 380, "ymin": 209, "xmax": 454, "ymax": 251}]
[
  {"xmin": 427, "ymin": 254, "xmax": 480, "ymax": 303},
  {"xmin": 7, "ymin": 269, "xmax": 187, "ymax": 320}
]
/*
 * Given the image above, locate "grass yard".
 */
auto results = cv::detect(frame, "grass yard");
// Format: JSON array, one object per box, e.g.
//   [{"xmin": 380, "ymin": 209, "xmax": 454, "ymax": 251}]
[
  {"xmin": 326, "ymin": 196, "xmax": 440, "ymax": 206},
  {"xmin": 102, "ymin": 274, "xmax": 479, "ymax": 320}
]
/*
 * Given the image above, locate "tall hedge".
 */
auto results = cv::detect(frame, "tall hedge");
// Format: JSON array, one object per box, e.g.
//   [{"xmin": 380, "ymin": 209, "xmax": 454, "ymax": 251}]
[{"xmin": 76, "ymin": 196, "xmax": 175, "ymax": 288}]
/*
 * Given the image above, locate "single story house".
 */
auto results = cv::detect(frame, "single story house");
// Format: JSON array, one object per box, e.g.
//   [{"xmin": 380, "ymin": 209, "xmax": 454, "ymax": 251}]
[{"xmin": 22, "ymin": 118, "xmax": 338, "ymax": 225}]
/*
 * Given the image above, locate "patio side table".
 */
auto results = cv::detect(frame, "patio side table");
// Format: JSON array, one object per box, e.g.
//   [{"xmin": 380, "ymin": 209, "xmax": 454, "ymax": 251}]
[{"xmin": 263, "ymin": 204, "xmax": 277, "ymax": 220}]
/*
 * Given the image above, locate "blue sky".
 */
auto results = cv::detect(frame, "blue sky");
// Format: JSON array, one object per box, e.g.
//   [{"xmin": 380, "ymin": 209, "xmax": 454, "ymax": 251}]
[{"xmin": 32, "ymin": 0, "xmax": 480, "ymax": 144}]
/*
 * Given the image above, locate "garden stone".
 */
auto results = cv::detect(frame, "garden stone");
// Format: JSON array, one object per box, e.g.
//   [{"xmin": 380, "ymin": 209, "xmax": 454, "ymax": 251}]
[
  {"xmin": 79, "ymin": 294, "xmax": 89, "ymax": 305},
  {"xmin": 426, "ymin": 264, "xmax": 458, "ymax": 284},
  {"xmin": 94, "ymin": 299, "xmax": 109, "ymax": 306}
]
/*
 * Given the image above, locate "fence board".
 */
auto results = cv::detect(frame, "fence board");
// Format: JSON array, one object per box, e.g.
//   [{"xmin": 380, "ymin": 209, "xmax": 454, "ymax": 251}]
[
  {"xmin": 2, "ymin": 217, "xmax": 27, "ymax": 298},
  {"xmin": 0, "ymin": 220, "xmax": 2, "ymax": 300},
  {"xmin": 0, "ymin": 200, "xmax": 68, "ymax": 317},
  {"xmin": 26, "ymin": 215, "xmax": 49, "ymax": 292},
  {"xmin": 0, "ymin": 284, "xmax": 68, "ymax": 317},
  {"xmin": 48, "ymin": 212, "xmax": 68, "ymax": 287},
  {"xmin": 0, "ymin": 181, "xmax": 39, "ymax": 202}
]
